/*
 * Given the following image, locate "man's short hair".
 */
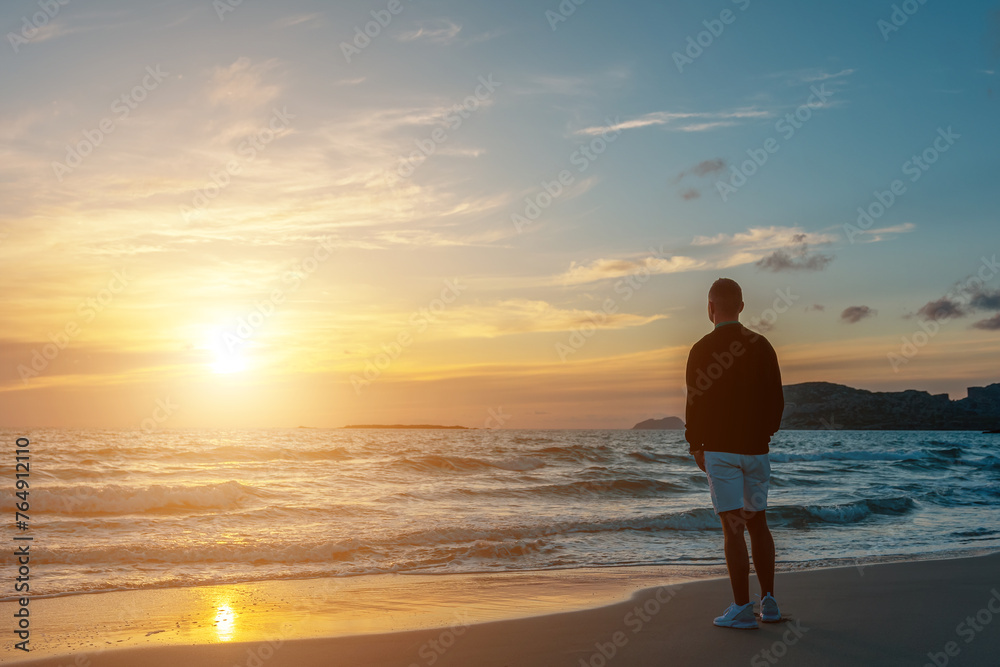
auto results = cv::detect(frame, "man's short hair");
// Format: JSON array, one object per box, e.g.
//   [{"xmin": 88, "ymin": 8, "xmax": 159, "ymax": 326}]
[{"xmin": 709, "ymin": 278, "xmax": 743, "ymax": 312}]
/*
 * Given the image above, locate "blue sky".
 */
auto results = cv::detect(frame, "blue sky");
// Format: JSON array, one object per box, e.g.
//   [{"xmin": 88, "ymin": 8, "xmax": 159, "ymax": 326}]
[{"xmin": 1, "ymin": 0, "xmax": 998, "ymax": 428}]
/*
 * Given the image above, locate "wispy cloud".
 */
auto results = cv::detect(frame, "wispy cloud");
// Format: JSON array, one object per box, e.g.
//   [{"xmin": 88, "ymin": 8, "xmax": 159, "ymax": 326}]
[
  {"xmin": 800, "ymin": 68, "xmax": 856, "ymax": 82},
  {"xmin": 208, "ymin": 57, "xmax": 281, "ymax": 109},
  {"xmin": 371, "ymin": 228, "xmax": 506, "ymax": 248},
  {"xmin": 464, "ymin": 29, "xmax": 504, "ymax": 45},
  {"xmin": 549, "ymin": 226, "xmax": 844, "ymax": 287},
  {"xmin": 689, "ymin": 159, "xmax": 726, "ymax": 177},
  {"xmin": 841, "ymin": 305, "xmax": 876, "ymax": 323},
  {"xmin": 918, "ymin": 297, "xmax": 967, "ymax": 321},
  {"xmin": 677, "ymin": 121, "xmax": 739, "ymax": 132},
  {"xmin": 850, "ymin": 222, "xmax": 917, "ymax": 243},
  {"xmin": 424, "ymin": 299, "xmax": 667, "ymax": 338},
  {"xmin": 756, "ymin": 236, "xmax": 834, "ymax": 272},
  {"xmin": 689, "ymin": 228, "xmax": 840, "ymax": 272},
  {"xmin": 697, "ymin": 228, "xmax": 842, "ymax": 249},
  {"xmin": 692, "ymin": 226, "xmax": 838, "ymax": 269},
  {"xmin": 673, "ymin": 158, "xmax": 726, "ymax": 200},
  {"xmin": 970, "ymin": 289, "xmax": 1000, "ymax": 310},
  {"xmin": 511, "ymin": 68, "xmax": 630, "ymax": 99},
  {"xmin": 576, "ymin": 108, "xmax": 770, "ymax": 136},
  {"xmin": 275, "ymin": 13, "xmax": 324, "ymax": 29},
  {"xmin": 913, "ymin": 284, "xmax": 1000, "ymax": 322},
  {"xmin": 770, "ymin": 67, "xmax": 856, "ymax": 86},
  {"xmin": 973, "ymin": 314, "xmax": 1000, "ymax": 330},
  {"xmin": 519, "ymin": 75, "xmax": 593, "ymax": 97},
  {"xmin": 558, "ymin": 255, "xmax": 706, "ymax": 286},
  {"xmin": 395, "ymin": 20, "xmax": 462, "ymax": 44},
  {"xmin": 18, "ymin": 20, "xmax": 88, "ymax": 46},
  {"xmin": 762, "ymin": 67, "xmax": 855, "ymax": 110}
]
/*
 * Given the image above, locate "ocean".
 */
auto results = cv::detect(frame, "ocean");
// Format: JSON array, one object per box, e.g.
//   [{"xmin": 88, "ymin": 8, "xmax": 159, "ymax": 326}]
[{"xmin": 6, "ymin": 428, "xmax": 1000, "ymax": 600}]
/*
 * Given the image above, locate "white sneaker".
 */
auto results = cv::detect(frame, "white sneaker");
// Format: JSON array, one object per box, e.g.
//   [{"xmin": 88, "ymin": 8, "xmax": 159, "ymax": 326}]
[
  {"xmin": 713, "ymin": 601, "xmax": 758, "ymax": 629},
  {"xmin": 760, "ymin": 593, "xmax": 781, "ymax": 622}
]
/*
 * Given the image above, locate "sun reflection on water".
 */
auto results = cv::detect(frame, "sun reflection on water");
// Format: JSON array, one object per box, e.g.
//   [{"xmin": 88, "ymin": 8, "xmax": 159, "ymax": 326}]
[{"xmin": 214, "ymin": 601, "xmax": 236, "ymax": 642}]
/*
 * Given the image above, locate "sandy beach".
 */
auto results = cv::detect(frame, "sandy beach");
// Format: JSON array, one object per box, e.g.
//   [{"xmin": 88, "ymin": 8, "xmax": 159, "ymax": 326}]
[
  {"xmin": 6, "ymin": 0, "xmax": 999, "ymax": 664},
  {"xmin": 7, "ymin": 552, "xmax": 999, "ymax": 666}
]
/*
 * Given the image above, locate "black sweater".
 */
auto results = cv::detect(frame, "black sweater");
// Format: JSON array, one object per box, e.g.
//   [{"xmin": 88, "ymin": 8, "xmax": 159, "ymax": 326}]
[{"xmin": 684, "ymin": 323, "xmax": 784, "ymax": 455}]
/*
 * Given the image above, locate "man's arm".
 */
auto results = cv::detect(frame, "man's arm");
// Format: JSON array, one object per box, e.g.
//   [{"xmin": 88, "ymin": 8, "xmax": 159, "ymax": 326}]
[
  {"xmin": 763, "ymin": 341, "xmax": 784, "ymax": 436},
  {"xmin": 684, "ymin": 346, "xmax": 707, "ymax": 456}
]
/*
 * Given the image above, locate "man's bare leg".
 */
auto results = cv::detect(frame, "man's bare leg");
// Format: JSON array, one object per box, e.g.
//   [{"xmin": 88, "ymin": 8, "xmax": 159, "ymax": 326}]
[
  {"xmin": 747, "ymin": 511, "xmax": 775, "ymax": 597},
  {"xmin": 720, "ymin": 509, "xmax": 751, "ymax": 605}
]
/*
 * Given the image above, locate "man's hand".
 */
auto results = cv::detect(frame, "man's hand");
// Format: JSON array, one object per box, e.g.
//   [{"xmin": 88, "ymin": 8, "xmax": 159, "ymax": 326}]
[{"xmin": 693, "ymin": 450, "xmax": 706, "ymax": 472}]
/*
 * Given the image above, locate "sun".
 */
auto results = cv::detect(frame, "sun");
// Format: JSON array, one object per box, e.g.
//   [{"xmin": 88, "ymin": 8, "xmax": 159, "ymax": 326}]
[{"xmin": 207, "ymin": 328, "xmax": 249, "ymax": 374}]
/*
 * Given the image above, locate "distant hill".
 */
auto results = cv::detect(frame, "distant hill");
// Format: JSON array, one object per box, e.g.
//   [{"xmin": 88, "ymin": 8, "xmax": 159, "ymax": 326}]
[
  {"xmin": 633, "ymin": 382, "xmax": 1000, "ymax": 431},
  {"xmin": 341, "ymin": 424, "xmax": 470, "ymax": 429},
  {"xmin": 632, "ymin": 417, "xmax": 685, "ymax": 430},
  {"xmin": 780, "ymin": 382, "xmax": 1000, "ymax": 430}
]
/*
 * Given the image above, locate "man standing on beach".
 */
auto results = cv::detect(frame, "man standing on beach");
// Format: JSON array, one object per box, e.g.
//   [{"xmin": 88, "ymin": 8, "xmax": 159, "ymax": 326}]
[{"xmin": 685, "ymin": 278, "xmax": 784, "ymax": 629}]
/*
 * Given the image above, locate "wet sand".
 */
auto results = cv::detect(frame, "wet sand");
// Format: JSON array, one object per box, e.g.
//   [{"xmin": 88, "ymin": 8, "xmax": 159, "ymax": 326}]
[{"xmin": 7, "ymin": 553, "xmax": 1000, "ymax": 666}]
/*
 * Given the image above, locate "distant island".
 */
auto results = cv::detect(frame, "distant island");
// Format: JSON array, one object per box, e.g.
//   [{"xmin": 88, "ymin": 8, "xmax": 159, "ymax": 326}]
[
  {"xmin": 632, "ymin": 417, "xmax": 685, "ymax": 430},
  {"xmin": 633, "ymin": 382, "xmax": 1000, "ymax": 431},
  {"xmin": 780, "ymin": 382, "xmax": 1000, "ymax": 430},
  {"xmin": 341, "ymin": 424, "xmax": 470, "ymax": 429}
]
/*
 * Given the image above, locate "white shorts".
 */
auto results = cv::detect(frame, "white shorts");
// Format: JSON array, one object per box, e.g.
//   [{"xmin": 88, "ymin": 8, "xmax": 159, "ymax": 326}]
[{"xmin": 703, "ymin": 451, "xmax": 771, "ymax": 515}]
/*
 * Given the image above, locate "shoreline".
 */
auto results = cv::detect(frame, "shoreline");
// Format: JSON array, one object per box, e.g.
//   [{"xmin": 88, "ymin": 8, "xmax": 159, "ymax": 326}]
[
  {"xmin": 6, "ymin": 549, "xmax": 1000, "ymax": 665},
  {"xmin": 7, "ymin": 542, "xmax": 995, "ymax": 604},
  {"xmin": 4, "ymin": 565, "xmax": 701, "ymax": 661}
]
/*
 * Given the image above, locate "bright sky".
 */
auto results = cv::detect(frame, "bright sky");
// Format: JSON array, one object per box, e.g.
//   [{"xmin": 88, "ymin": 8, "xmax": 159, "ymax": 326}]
[{"xmin": 2, "ymin": 0, "xmax": 998, "ymax": 429}]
